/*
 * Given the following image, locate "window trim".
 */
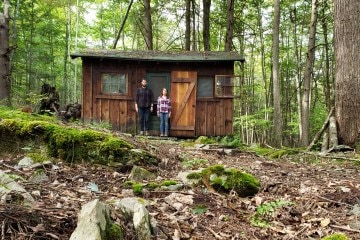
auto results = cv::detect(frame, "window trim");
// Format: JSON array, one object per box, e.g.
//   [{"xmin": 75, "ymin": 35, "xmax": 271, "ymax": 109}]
[
  {"xmin": 100, "ymin": 72, "xmax": 128, "ymax": 95},
  {"xmin": 214, "ymin": 75, "xmax": 241, "ymax": 98}
]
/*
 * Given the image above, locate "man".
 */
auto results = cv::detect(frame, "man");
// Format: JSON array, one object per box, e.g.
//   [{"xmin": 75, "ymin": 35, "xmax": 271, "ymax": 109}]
[{"xmin": 135, "ymin": 78, "xmax": 154, "ymax": 135}]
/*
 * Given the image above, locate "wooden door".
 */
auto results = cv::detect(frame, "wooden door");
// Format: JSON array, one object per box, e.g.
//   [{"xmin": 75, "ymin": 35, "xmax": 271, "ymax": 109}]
[{"xmin": 170, "ymin": 71, "xmax": 197, "ymax": 137}]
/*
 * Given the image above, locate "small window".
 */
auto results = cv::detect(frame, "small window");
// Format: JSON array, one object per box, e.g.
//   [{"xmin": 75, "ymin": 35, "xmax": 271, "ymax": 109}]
[
  {"xmin": 197, "ymin": 77, "xmax": 213, "ymax": 97},
  {"xmin": 215, "ymin": 75, "xmax": 241, "ymax": 98},
  {"xmin": 101, "ymin": 73, "xmax": 127, "ymax": 95}
]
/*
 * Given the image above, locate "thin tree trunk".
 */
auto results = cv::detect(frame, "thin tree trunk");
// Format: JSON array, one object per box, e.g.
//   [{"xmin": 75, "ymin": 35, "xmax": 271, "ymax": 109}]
[
  {"xmin": 185, "ymin": 0, "xmax": 191, "ymax": 51},
  {"xmin": 202, "ymin": 0, "xmax": 211, "ymax": 51},
  {"xmin": 272, "ymin": 0, "xmax": 282, "ymax": 147},
  {"xmin": 224, "ymin": 0, "xmax": 234, "ymax": 51},
  {"xmin": 300, "ymin": 0, "xmax": 318, "ymax": 146},
  {"xmin": 144, "ymin": 0, "xmax": 153, "ymax": 50},
  {"xmin": 191, "ymin": 0, "xmax": 196, "ymax": 51},
  {"xmin": 321, "ymin": 3, "xmax": 331, "ymax": 111},
  {"xmin": 113, "ymin": 0, "xmax": 134, "ymax": 49},
  {"xmin": 0, "ymin": 0, "xmax": 11, "ymax": 105}
]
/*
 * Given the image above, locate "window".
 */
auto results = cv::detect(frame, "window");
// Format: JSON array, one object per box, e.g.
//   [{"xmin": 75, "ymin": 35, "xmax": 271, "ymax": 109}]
[
  {"xmin": 101, "ymin": 73, "xmax": 127, "ymax": 95},
  {"xmin": 197, "ymin": 77, "xmax": 213, "ymax": 98},
  {"xmin": 215, "ymin": 75, "xmax": 241, "ymax": 98}
]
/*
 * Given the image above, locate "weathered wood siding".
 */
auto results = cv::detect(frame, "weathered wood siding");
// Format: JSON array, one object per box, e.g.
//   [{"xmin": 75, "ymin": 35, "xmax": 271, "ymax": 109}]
[{"xmin": 81, "ymin": 58, "xmax": 235, "ymax": 137}]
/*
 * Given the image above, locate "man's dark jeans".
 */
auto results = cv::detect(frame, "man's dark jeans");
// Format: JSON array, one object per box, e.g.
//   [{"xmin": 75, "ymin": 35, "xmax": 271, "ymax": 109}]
[{"xmin": 138, "ymin": 107, "xmax": 151, "ymax": 132}]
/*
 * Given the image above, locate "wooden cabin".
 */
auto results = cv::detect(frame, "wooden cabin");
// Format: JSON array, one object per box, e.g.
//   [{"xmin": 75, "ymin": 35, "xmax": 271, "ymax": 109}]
[{"xmin": 71, "ymin": 50, "xmax": 245, "ymax": 138}]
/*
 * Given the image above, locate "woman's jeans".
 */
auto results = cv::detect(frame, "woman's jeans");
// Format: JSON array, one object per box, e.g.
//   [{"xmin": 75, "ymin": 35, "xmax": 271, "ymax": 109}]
[
  {"xmin": 159, "ymin": 112, "xmax": 169, "ymax": 134},
  {"xmin": 139, "ymin": 107, "xmax": 150, "ymax": 132}
]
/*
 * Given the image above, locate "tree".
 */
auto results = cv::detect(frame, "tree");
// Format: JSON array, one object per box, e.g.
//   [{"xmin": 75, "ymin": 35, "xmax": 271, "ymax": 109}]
[
  {"xmin": 300, "ymin": 0, "xmax": 318, "ymax": 146},
  {"xmin": 185, "ymin": 0, "xmax": 190, "ymax": 50},
  {"xmin": 334, "ymin": 0, "xmax": 360, "ymax": 146},
  {"xmin": 143, "ymin": 0, "xmax": 153, "ymax": 50},
  {"xmin": 272, "ymin": 0, "xmax": 282, "ymax": 147},
  {"xmin": 224, "ymin": 0, "xmax": 234, "ymax": 51},
  {"xmin": 202, "ymin": 0, "xmax": 211, "ymax": 51},
  {"xmin": 0, "ymin": 0, "xmax": 11, "ymax": 105}
]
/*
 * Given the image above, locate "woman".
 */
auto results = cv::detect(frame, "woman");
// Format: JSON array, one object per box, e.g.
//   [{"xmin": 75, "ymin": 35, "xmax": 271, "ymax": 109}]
[{"xmin": 157, "ymin": 88, "xmax": 171, "ymax": 137}]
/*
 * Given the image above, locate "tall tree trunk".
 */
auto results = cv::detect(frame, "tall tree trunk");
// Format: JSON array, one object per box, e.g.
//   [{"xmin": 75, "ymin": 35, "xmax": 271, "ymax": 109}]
[
  {"xmin": 300, "ymin": 0, "xmax": 318, "ymax": 146},
  {"xmin": 144, "ymin": 0, "xmax": 153, "ymax": 50},
  {"xmin": 272, "ymin": 0, "xmax": 282, "ymax": 147},
  {"xmin": 334, "ymin": 0, "xmax": 360, "ymax": 146},
  {"xmin": 185, "ymin": 0, "xmax": 191, "ymax": 51},
  {"xmin": 113, "ymin": 0, "xmax": 134, "ymax": 49},
  {"xmin": 191, "ymin": 0, "xmax": 196, "ymax": 51},
  {"xmin": 202, "ymin": 0, "xmax": 211, "ymax": 51},
  {"xmin": 321, "ymin": 3, "xmax": 331, "ymax": 111},
  {"xmin": 0, "ymin": 0, "xmax": 11, "ymax": 105},
  {"xmin": 224, "ymin": 0, "xmax": 234, "ymax": 51}
]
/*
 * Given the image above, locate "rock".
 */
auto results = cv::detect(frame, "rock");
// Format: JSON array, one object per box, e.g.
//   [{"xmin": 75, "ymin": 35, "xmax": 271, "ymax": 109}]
[
  {"xmin": 70, "ymin": 199, "xmax": 123, "ymax": 240},
  {"xmin": 17, "ymin": 157, "xmax": 34, "ymax": 168},
  {"xmin": 129, "ymin": 166, "xmax": 156, "ymax": 182},
  {"xmin": 0, "ymin": 171, "xmax": 34, "ymax": 205},
  {"xmin": 133, "ymin": 203, "xmax": 151, "ymax": 240},
  {"xmin": 29, "ymin": 170, "xmax": 49, "ymax": 183}
]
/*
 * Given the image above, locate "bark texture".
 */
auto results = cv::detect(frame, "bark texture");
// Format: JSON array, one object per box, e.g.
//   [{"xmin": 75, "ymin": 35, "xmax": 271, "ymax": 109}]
[
  {"xmin": 0, "ymin": 0, "xmax": 11, "ymax": 105},
  {"xmin": 334, "ymin": 0, "xmax": 360, "ymax": 146}
]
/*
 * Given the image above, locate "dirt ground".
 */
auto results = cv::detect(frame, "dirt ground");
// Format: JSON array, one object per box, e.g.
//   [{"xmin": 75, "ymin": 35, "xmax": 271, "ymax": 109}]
[{"xmin": 1, "ymin": 134, "xmax": 360, "ymax": 240}]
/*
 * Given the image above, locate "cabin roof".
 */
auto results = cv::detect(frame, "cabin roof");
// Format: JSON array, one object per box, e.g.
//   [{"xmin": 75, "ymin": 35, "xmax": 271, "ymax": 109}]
[{"xmin": 71, "ymin": 49, "xmax": 245, "ymax": 62}]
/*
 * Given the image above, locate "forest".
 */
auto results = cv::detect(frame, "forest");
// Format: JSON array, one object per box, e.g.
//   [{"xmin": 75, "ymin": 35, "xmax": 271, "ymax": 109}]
[{"xmin": 0, "ymin": 0, "xmax": 359, "ymax": 148}]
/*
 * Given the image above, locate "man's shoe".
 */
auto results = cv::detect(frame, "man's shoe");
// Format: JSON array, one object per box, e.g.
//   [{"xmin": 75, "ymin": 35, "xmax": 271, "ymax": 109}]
[{"xmin": 145, "ymin": 131, "xmax": 149, "ymax": 136}]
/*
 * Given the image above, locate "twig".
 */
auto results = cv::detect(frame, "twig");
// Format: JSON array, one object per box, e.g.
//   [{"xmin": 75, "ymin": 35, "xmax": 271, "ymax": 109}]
[
  {"xmin": 1, "ymin": 220, "xmax": 5, "ymax": 240},
  {"xmin": 316, "ymin": 195, "xmax": 352, "ymax": 207},
  {"xmin": 205, "ymin": 226, "xmax": 224, "ymax": 239},
  {"xmin": 330, "ymin": 225, "xmax": 360, "ymax": 233}
]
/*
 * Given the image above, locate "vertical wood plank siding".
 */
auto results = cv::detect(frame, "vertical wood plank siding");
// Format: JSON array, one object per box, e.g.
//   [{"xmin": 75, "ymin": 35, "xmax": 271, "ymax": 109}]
[{"xmin": 81, "ymin": 58, "xmax": 235, "ymax": 137}]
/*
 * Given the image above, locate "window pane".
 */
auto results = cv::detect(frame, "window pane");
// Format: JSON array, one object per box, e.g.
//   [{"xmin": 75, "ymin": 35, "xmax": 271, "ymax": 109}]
[
  {"xmin": 197, "ymin": 77, "xmax": 213, "ymax": 97},
  {"xmin": 214, "ymin": 75, "xmax": 241, "ymax": 98},
  {"xmin": 101, "ymin": 73, "xmax": 127, "ymax": 94}
]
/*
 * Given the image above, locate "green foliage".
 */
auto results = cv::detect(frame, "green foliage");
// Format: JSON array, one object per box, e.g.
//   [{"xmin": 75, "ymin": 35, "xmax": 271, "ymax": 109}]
[
  {"xmin": 251, "ymin": 199, "xmax": 293, "ymax": 228},
  {"xmin": 190, "ymin": 204, "xmax": 208, "ymax": 215},
  {"xmin": 195, "ymin": 136, "xmax": 216, "ymax": 144},
  {"xmin": 26, "ymin": 152, "xmax": 49, "ymax": 163},
  {"xmin": 320, "ymin": 233, "xmax": 348, "ymax": 240}
]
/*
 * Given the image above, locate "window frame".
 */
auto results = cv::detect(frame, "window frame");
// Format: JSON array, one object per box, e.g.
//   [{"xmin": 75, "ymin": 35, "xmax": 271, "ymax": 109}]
[
  {"xmin": 214, "ymin": 75, "xmax": 241, "ymax": 98},
  {"xmin": 197, "ymin": 76, "xmax": 214, "ymax": 98},
  {"xmin": 100, "ymin": 72, "xmax": 128, "ymax": 95}
]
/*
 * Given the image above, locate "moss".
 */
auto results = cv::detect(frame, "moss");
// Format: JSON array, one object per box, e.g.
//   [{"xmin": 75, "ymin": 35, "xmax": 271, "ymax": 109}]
[
  {"xmin": 320, "ymin": 233, "xmax": 348, "ymax": 240},
  {"xmin": 26, "ymin": 152, "xmax": 49, "ymax": 163},
  {"xmin": 160, "ymin": 180, "xmax": 178, "ymax": 186},
  {"xmin": 186, "ymin": 172, "xmax": 202, "ymax": 179},
  {"xmin": 200, "ymin": 165, "xmax": 260, "ymax": 197},
  {"xmin": 105, "ymin": 223, "xmax": 123, "ymax": 240},
  {"xmin": 123, "ymin": 181, "xmax": 134, "ymax": 189},
  {"xmin": 195, "ymin": 136, "xmax": 216, "ymax": 144},
  {"xmin": 146, "ymin": 182, "xmax": 159, "ymax": 190},
  {"xmin": 132, "ymin": 183, "xmax": 143, "ymax": 195}
]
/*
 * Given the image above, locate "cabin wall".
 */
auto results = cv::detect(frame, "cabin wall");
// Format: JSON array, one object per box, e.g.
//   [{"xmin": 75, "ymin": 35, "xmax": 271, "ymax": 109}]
[{"xmin": 81, "ymin": 58, "xmax": 235, "ymax": 136}]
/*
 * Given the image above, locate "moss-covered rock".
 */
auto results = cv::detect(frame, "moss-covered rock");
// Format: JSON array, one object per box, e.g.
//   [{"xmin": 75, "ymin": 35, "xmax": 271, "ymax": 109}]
[
  {"xmin": 197, "ymin": 165, "xmax": 260, "ymax": 197},
  {"xmin": 0, "ymin": 117, "xmax": 157, "ymax": 166},
  {"xmin": 320, "ymin": 233, "xmax": 348, "ymax": 240}
]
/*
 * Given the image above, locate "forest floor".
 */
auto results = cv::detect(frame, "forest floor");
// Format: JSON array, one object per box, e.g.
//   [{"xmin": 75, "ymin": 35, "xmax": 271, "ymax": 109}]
[{"xmin": 1, "ymin": 133, "xmax": 360, "ymax": 240}]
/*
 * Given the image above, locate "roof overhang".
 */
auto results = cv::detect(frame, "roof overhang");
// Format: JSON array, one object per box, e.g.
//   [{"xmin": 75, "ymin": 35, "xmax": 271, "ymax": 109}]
[{"xmin": 70, "ymin": 49, "xmax": 245, "ymax": 63}]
